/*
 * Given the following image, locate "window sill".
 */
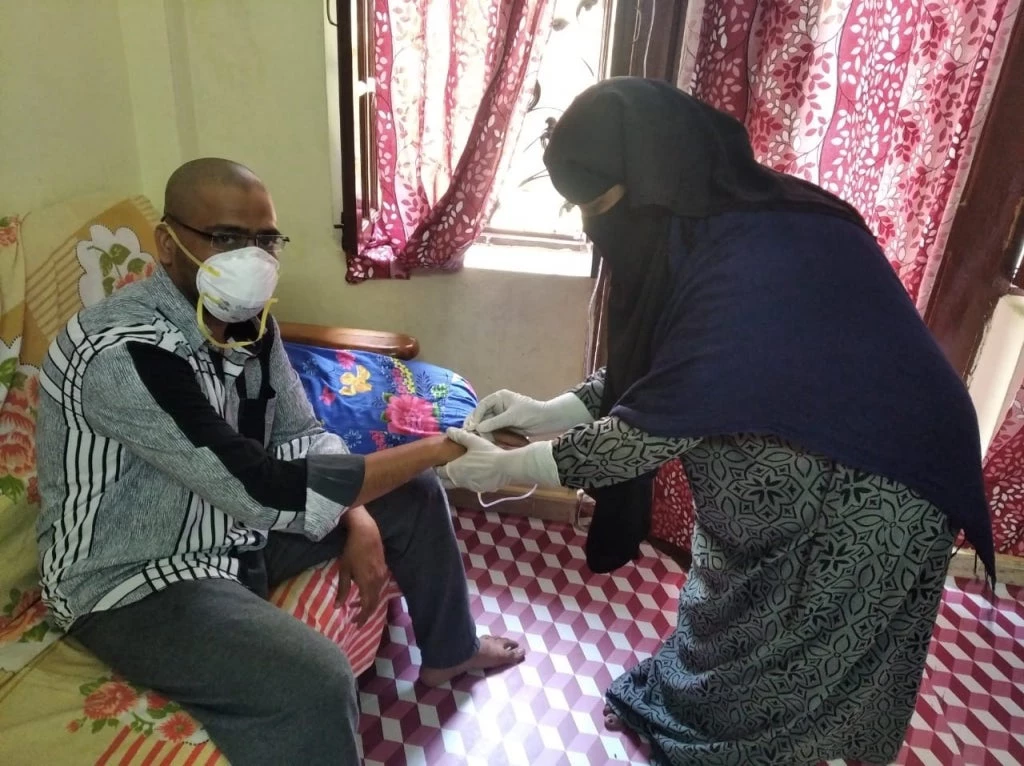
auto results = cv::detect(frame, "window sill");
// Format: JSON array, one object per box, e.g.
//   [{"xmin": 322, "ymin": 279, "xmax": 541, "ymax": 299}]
[{"xmin": 463, "ymin": 243, "xmax": 593, "ymax": 277}]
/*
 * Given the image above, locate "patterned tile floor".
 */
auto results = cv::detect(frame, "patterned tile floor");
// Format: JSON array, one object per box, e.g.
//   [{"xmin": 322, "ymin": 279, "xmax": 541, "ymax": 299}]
[{"xmin": 357, "ymin": 510, "xmax": 1024, "ymax": 766}]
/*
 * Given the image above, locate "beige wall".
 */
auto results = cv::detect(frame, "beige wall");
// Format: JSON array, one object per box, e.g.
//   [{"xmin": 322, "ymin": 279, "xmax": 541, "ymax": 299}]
[
  {"xmin": 0, "ymin": 0, "xmax": 141, "ymax": 212},
  {"xmin": 967, "ymin": 294, "xmax": 1024, "ymax": 456},
  {"xmin": 115, "ymin": 0, "xmax": 590, "ymax": 397}
]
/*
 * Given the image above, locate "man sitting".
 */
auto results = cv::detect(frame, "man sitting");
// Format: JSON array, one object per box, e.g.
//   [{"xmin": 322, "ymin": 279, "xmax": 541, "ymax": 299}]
[{"xmin": 35, "ymin": 158, "xmax": 524, "ymax": 765}]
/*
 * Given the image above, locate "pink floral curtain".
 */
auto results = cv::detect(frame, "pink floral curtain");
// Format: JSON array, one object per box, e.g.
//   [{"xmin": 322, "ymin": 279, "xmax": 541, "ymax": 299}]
[
  {"xmin": 345, "ymin": 0, "xmax": 554, "ymax": 283},
  {"xmin": 982, "ymin": 387, "xmax": 1024, "ymax": 557},
  {"xmin": 651, "ymin": 0, "xmax": 1021, "ymax": 556},
  {"xmin": 677, "ymin": 0, "xmax": 1019, "ymax": 309}
]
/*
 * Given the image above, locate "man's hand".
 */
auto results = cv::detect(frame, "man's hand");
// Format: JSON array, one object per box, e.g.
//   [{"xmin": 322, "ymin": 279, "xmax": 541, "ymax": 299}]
[
  {"xmin": 432, "ymin": 433, "xmax": 468, "ymax": 464},
  {"xmin": 335, "ymin": 505, "xmax": 388, "ymax": 626}
]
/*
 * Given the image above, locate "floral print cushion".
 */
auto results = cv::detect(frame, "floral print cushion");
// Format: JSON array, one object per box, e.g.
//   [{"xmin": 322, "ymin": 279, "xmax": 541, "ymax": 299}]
[
  {"xmin": 0, "ymin": 197, "xmax": 159, "ymax": 666},
  {"xmin": 284, "ymin": 342, "xmax": 478, "ymax": 454},
  {"xmin": 66, "ymin": 678, "xmax": 206, "ymax": 744}
]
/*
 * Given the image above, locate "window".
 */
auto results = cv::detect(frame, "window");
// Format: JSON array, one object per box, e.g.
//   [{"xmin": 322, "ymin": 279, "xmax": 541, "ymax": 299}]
[
  {"xmin": 334, "ymin": 0, "xmax": 689, "ymax": 268},
  {"xmin": 483, "ymin": 0, "xmax": 688, "ymax": 266}
]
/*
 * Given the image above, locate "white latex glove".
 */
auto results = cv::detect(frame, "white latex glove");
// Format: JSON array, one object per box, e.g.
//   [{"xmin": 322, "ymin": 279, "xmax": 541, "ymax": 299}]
[
  {"xmin": 464, "ymin": 390, "xmax": 593, "ymax": 436},
  {"xmin": 439, "ymin": 428, "xmax": 561, "ymax": 493}
]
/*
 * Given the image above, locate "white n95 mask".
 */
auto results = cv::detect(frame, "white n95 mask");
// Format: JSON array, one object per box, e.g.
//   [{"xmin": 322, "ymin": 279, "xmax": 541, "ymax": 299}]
[
  {"xmin": 162, "ymin": 222, "xmax": 280, "ymax": 350},
  {"xmin": 196, "ymin": 246, "xmax": 280, "ymax": 323}
]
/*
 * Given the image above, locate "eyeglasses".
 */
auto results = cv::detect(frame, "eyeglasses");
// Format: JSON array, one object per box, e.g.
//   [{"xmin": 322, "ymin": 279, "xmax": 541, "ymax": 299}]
[{"xmin": 163, "ymin": 214, "xmax": 291, "ymax": 254}]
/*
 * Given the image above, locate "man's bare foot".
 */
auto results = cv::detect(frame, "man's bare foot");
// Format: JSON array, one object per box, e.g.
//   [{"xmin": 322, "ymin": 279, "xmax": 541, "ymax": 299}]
[
  {"xmin": 419, "ymin": 635, "xmax": 525, "ymax": 687},
  {"xmin": 604, "ymin": 703, "xmax": 626, "ymax": 731}
]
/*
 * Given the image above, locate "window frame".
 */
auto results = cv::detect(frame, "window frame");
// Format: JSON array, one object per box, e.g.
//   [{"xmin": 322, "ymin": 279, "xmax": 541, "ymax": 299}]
[{"xmin": 336, "ymin": 0, "xmax": 378, "ymax": 256}]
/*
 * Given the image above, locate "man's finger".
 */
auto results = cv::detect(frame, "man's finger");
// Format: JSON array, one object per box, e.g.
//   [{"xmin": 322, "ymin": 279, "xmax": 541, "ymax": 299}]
[
  {"xmin": 355, "ymin": 587, "xmax": 380, "ymax": 627},
  {"xmin": 355, "ymin": 577, "xmax": 386, "ymax": 627},
  {"xmin": 336, "ymin": 564, "xmax": 352, "ymax": 607}
]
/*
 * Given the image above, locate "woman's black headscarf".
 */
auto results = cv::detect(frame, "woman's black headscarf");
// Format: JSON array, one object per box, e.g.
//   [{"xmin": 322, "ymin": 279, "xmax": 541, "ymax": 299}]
[
  {"xmin": 543, "ymin": 78, "xmax": 867, "ymax": 573},
  {"xmin": 542, "ymin": 78, "xmax": 994, "ymax": 581}
]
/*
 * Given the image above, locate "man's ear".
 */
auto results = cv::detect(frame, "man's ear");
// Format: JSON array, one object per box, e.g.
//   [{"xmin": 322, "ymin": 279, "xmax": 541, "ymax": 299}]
[{"xmin": 154, "ymin": 223, "xmax": 175, "ymax": 267}]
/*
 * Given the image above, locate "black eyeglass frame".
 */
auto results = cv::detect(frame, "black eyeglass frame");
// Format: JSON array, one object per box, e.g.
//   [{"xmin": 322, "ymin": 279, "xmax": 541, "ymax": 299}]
[{"xmin": 163, "ymin": 213, "xmax": 291, "ymax": 254}]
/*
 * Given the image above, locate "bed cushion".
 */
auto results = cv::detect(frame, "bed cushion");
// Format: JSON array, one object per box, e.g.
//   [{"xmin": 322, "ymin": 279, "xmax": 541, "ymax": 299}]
[{"xmin": 284, "ymin": 342, "xmax": 478, "ymax": 454}]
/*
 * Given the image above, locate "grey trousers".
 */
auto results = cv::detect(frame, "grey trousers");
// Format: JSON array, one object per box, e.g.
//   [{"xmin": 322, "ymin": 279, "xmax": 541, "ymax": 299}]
[{"xmin": 70, "ymin": 472, "xmax": 477, "ymax": 766}]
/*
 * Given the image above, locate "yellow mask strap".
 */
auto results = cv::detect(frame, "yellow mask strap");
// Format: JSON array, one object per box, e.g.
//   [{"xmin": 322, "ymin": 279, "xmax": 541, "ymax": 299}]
[
  {"xmin": 578, "ymin": 184, "xmax": 626, "ymax": 219},
  {"xmin": 161, "ymin": 222, "xmax": 222, "ymax": 278},
  {"xmin": 196, "ymin": 296, "xmax": 278, "ymax": 351}
]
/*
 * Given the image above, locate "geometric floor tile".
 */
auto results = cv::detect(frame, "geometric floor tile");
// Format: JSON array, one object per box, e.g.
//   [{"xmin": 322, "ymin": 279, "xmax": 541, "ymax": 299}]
[
  {"xmin": 358, "ymin": 510, "xmax": 1024, "ymax": 766},
  {"xmin": 904, "ymin": 576, "xmax": 1024, "ymax": 766}
]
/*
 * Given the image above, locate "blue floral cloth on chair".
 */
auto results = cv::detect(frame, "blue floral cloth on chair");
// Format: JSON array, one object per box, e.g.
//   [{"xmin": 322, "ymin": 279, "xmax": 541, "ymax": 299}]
[{"xmin": 284, "ymin": 342, "xmax": 478, "ymax": 455}]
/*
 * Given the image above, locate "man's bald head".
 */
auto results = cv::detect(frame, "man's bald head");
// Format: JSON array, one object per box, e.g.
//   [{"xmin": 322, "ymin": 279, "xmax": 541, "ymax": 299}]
[
  {"xmin": 156, "ymin": 158, "xmax": 278, "ymax": 305},
  {"xmin": 164, "ymin": 158, "xmax": 264, "ymax": 219}
]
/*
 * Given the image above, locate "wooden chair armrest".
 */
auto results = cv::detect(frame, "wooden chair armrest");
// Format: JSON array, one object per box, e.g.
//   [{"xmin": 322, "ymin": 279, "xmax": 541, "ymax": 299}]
[{"xmin": 278, "ymin": 321, "xmax": 420, "ymax": 359}]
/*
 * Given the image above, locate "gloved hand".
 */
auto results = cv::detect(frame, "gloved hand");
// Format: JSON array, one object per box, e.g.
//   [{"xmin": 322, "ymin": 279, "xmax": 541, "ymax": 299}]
[
  {"xmin": 438, "ymin": 428, "xmax": 561, "ymax": 493},
  {"xmin": 464, "ymin": 390, "xmax": 593, "ymax": 436}
]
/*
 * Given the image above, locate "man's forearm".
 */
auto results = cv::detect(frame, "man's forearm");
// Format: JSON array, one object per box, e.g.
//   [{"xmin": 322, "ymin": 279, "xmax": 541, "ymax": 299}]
[{"xmin": 349, "ymin": 436, "xmax": 464, "ymax": 508}]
